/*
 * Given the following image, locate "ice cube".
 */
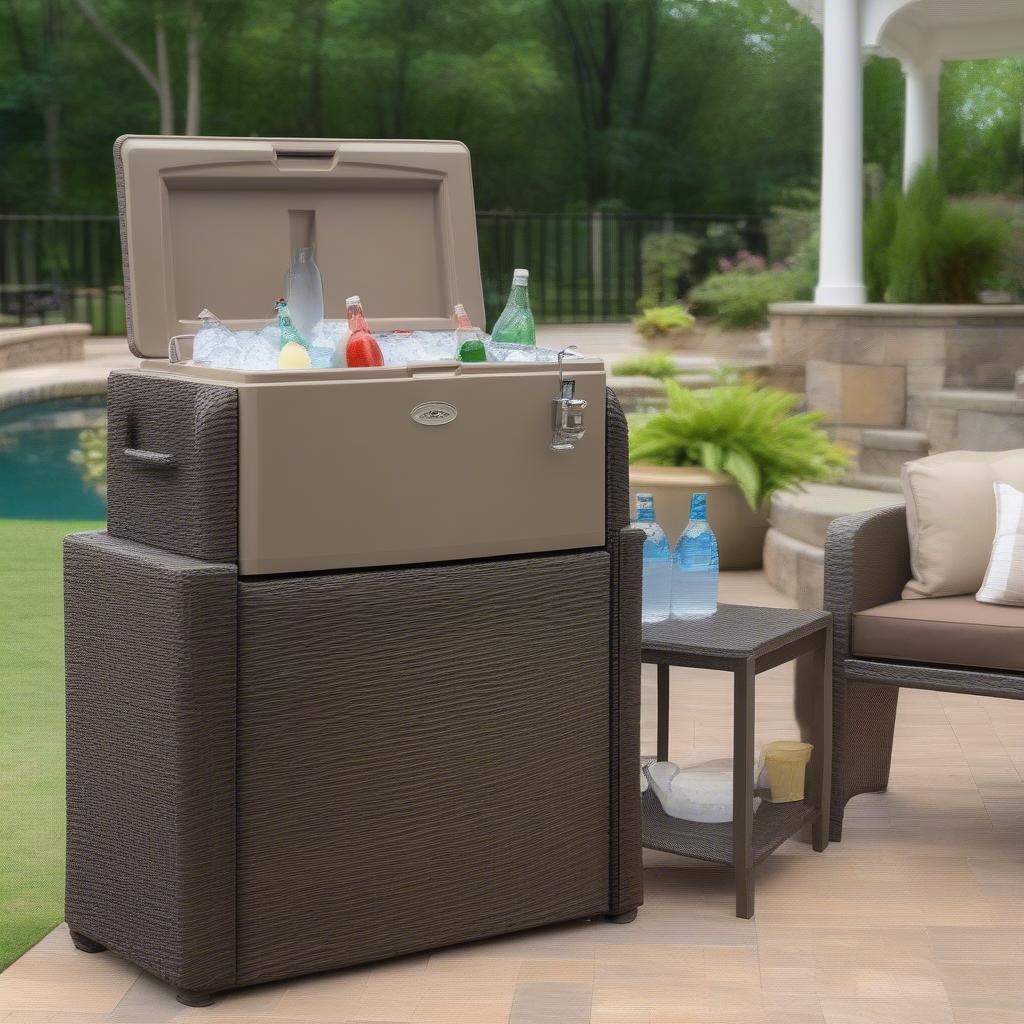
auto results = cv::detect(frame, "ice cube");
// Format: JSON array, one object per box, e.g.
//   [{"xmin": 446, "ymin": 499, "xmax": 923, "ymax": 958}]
[
  {"xmin": 239, "ymin": 329, "xmax": 279, "ymax": 371},
  {"xmin": 192, "ymin": 324, "xmax": 238, "ymax": 366},
  {"xmin": 309, "ymin": 347, "xmax": 335, "ymax": 369}
]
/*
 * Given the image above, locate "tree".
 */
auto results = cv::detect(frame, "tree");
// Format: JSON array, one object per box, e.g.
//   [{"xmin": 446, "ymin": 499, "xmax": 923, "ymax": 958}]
[{"xmin": 546, "ymin": 0, "xmax": 660, "ymax": 204}]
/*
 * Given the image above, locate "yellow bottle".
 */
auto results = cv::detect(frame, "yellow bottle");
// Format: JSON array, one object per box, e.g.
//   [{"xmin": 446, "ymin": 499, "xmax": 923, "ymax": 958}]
[{"xmin": 277, "ymin": 340, "xmax": 311, "ymax": 369}]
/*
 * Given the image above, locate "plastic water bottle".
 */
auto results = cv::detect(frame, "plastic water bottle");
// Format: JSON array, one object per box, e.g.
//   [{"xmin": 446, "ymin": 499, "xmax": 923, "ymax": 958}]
[
  {"xmin": 634, "ymin": 492, "xmax": 671, "ymax": 623},
  {"xmin": 490, "ymin": 268, "xmax": 536, "ymax": 346},
  {"xmin": 672, "ymin": 492, "xmax": 719, "ymax": 618}
]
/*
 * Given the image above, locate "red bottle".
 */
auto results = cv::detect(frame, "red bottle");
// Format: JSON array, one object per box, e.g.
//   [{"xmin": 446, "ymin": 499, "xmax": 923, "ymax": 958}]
[{"xmin": 345, "ymin": 295, "xmax": 384, "ymax": 368}]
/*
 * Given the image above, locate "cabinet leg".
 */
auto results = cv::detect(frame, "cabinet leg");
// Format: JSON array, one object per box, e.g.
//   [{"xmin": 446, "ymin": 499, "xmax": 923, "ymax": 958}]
[
  {"xmin": 733, "ymin": 658, "xmax": 755, "ymax": 919},
  {"xmin": 603, "ymin": 908, "xmax": 638, "ymax": 924},
  {"xmin": 70, "ymin": 931, "xmax": 106, "ymax": 954},
  {"xmin": 177, "ymin": 990, "xmax": 215, "ymax": 1007},
  {"xmin": 656, "ymin": 663, "xmax": 670, "ymax": 762}
]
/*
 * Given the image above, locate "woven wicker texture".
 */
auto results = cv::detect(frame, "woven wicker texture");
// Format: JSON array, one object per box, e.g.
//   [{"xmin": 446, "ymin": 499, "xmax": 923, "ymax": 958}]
[
  {"xmin": 234, "ymin": 551, "xmax": 612, "ymax": 986},
  {"xmin": 846, "ymin": 658, "xmax": 1024, "ymax": 698},
  {"xmin": 106, "ymin": 371, "xmax": 238, "ymax": 563},
  {"xmin": 64, "ymin": 532, "xmax": 237, "ymax": 993},
  {"xmin": 607, "ymin": 526, "xmax": 644, "ymax": 914},
  {"xmin": 640, "ymin": 790, "xmax": 816, "ymax": 866},
  {"xmin": 605, "ymin": 388, "xmax": 630, "ymax": 535},
  {"xmin": 641, "ymin": 605, "xmax": 829, "ymax": 661}
]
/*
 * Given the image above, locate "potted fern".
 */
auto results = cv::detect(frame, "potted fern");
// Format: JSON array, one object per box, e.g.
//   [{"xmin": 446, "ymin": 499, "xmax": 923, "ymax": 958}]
[{"xmin": 628, "ymin": 382, "xmax": 848, "ymax": 569}]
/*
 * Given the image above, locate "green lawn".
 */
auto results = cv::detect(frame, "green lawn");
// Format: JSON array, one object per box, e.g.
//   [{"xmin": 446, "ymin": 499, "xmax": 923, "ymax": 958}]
[{"xmin": 0, "ymin": 519, "xmax": 103, "ymax": 969}]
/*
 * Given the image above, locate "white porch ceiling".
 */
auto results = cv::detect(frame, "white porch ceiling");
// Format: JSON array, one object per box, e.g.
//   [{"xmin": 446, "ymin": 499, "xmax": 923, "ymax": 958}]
[{"xmin": 788, "ymin": 0, "xmax": 1024, "ymax": 63}]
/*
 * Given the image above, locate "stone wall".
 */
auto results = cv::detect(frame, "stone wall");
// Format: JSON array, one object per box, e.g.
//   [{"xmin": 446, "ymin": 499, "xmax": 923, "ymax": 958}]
[
  {"xmin": 768, "ymin": 303, "xmax": 1024, "ymax": 471},
  {"xmin": 0, "ymin": 324, "xmax": 91, "ymax": 370}
]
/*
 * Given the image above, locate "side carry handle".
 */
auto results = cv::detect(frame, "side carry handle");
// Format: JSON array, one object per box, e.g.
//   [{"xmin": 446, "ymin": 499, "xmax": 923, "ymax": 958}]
[{"xmin": 124, "ymin": 448, "xmax": 175, "ymax": 468}]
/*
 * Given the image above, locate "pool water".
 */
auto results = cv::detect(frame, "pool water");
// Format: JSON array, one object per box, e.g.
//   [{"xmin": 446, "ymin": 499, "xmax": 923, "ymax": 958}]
[{"xmin": 0, "ymin": 396, "xmax": 108, "ymax": 520}]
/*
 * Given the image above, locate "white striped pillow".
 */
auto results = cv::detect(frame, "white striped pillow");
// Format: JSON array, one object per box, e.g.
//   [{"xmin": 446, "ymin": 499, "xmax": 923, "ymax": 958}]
[{"xmin": 977, "ymin": 482, "xmax": 1024, "ymax": 606}]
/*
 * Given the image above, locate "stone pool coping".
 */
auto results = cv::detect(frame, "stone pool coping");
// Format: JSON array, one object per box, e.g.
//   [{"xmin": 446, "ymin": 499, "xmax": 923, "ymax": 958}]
[{"xmin": 0, "ymin": 338, "xmax": 134, "ymax": 413}]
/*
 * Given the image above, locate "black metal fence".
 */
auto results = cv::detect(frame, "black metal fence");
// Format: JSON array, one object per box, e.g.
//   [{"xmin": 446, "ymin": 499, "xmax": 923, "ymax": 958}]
[{"xmin": 0, "ymin": 211, "xmax": 766, "ymax": 332}]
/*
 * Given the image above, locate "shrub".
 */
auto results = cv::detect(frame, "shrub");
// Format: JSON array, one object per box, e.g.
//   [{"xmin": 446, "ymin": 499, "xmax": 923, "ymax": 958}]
[
  {"xmin": 628, "ymin": 382, "xmax": 849, "ymax": 509},
  {"xmin": 687, "ymin": 267, "xmax": 811, "ymax": 329},
  {"xmin": 632, "ymin": 303, "xmax": 696, "ymax": 339},
  {"xmin": 637, "ymin": 233, "xmax": 700, "ymax": 310},
  {"xmin": 611, "ymin": 353, "xmax": 681, "ymax": 379},
  {"xmin": 871, "ymin": 162, "xmax": 1012, "ymax": 303},
  {"xmin": 68, "ymin": 426, "xmax": 108, "ymax": 498}
]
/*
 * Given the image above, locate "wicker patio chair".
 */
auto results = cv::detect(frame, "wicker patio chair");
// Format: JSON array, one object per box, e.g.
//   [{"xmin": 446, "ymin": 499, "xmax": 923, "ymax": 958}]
[{"xmin": 822, "ymin": 504, "xmax": 1024, "ymax": 841}]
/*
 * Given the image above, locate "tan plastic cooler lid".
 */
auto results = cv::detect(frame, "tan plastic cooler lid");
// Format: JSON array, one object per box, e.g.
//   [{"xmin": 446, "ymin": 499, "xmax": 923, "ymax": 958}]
[{"xmin": 115, "ymin": 135, "xmax": 486, "ymax": 359}]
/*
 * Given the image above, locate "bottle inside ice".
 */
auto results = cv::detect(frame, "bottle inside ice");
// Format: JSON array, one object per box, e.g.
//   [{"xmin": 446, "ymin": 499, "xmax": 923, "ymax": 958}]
[
  {"xmin": 490, "ymin": 268, "xmax": 535, "ymax": 346},
  {"xmin": 672, "ymin": 492, "xmax": 719, "ymax": 618},
  {"xmin": 634, "ymin": 492, "xmax": 671, "ymax": 623},
  {"xmin": 284, "ymin": 247, "xmax": 324, "ymax": 343},
  {"xmin": 345, "ymin": 295, "xmax": 385, "ymax": 368},
  {"xmin": 453, "ymin": 303, "xmax": 487, "ymax": 362},
  {"xmin": 275, "ymin": 299, "xmax": 312, "ymax": 369}
]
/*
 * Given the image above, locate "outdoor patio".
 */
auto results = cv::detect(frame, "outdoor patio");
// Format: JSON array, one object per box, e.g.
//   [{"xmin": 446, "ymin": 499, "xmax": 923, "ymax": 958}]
[{"xmin": 2, "ymin": 566, "xmax": 1022, "ymax": 1024}]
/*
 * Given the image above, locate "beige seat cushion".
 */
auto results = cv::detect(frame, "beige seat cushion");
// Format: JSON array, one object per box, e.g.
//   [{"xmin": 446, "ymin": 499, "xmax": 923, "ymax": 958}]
[
  {"xmin": 853, "ymin": 596, "xmax": 1024, "ymax": 673},
  {"xmin": 902, "ymin": 449, "xmax": 1024, "ymax": 599}
]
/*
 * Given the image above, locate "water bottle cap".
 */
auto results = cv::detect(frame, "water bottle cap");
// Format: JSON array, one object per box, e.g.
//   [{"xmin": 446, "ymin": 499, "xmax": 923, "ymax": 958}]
[
  {"xmin": 346, "ymin": 295, "xmax": 361, "ymax": 305},
  {"xmin": 513, "ymin": 268, "xmax": 529, "ymax": 283},
  {"xmin": 689, "ymin": 492, "xmax": 708, "ymax": 518},
  {"xmin": 636, "ymin": 492, "xmax": 653, "ymax": 503}
]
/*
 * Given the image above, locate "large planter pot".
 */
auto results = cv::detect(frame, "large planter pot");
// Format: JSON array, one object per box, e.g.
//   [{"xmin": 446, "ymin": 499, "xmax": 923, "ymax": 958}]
[{"xmin": 628, "ymin": 465, "xmax": 769, "ymax": 570}]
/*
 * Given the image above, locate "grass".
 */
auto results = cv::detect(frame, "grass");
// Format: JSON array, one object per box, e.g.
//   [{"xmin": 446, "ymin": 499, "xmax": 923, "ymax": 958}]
[{"xmin": 0, "ymin": 518, "xmax": 103, "ymax": 968}]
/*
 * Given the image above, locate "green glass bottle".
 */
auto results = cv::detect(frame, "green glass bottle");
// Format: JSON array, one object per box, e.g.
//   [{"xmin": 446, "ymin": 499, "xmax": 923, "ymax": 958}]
[
  {"xmin": 490, "ymin": 268, "xmax": 535, "ymax": 346},
  {"xmin": 453, "ymin": 303, "xmax": 487, "ymax": 362}
]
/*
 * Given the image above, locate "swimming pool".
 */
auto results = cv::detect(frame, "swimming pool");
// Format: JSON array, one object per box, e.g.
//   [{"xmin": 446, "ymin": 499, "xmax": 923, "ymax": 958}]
[{"xmin": 0, "ymin": 396, "xmax": 107, "ymax": 520}]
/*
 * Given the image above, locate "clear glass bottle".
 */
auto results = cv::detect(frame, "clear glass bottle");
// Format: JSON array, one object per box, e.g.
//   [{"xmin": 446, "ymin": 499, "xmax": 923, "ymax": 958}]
[
  {"xmin": 284, "ymin": 247, "xmax": 323, "ymax": 343},
  {"xmin": 672, "ymin": 492, "xmax": 719, "ymax": 618},
  {"xmin": 490, "ymin": 268, "xmax": 535, "ymax": 346},
  {"xmin": 453, "ymin": 303, "xmax": 487, "ymax": 362},
  {"xmin": 634, "ymin": 492, "xmax": 672, "ymax": 623}
]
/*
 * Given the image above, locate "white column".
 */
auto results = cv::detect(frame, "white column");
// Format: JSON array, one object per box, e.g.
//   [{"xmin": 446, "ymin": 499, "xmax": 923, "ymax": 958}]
[
  {"xmin": 815, "ymin": 0, "xmax": 866, "ymax": 306},
  {"xmin": 902, "ymin": 58, "xmax": 940, "ymax": 189}
]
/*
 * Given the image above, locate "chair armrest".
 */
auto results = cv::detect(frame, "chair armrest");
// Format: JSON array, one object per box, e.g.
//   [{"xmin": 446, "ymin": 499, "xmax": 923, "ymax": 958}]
[{"xmin": 824, "ymin": 505, "xmax": 909, "ymax": 663}]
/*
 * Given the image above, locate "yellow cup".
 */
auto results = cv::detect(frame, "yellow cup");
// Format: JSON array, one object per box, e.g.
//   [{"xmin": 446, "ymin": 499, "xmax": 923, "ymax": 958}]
[{"xmin": 762, "ymin": 741, "xmax": 813, "ymax": 803}]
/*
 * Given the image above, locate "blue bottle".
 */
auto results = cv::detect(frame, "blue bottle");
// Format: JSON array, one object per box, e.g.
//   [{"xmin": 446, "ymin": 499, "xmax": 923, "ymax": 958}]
[
  {"xmin": 634, "ymin": 492, "xmax": 671, "ymax": 623},
  {"xmin": 672, "ymin": 492, "xmax": 719, "ymax": 618}
]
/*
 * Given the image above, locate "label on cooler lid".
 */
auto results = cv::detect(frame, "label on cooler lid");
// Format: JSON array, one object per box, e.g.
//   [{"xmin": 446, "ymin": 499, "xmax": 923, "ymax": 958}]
[{"xmin": 411, "ymin": 401, "xmax": 458, "ymax": 426}]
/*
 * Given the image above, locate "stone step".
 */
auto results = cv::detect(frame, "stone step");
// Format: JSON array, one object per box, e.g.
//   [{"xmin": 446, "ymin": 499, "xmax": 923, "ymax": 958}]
[
  {"xmin": 857, "ymin": 428, "xmax": 929, "ymax": 478},
  {"xmin": 765, "ymin": 483, "xmax": 904, "ymax": 607},
  {"xmin": 842, "ymin": 471, "xmax": 904, "ymax": 494},
  {"xmin": 770, "ymin": 483, "xmax": 904, "ymax": 549},
  {"xmin": 859, "ymin": 428, "xmax": 929, "ymax": 453}
]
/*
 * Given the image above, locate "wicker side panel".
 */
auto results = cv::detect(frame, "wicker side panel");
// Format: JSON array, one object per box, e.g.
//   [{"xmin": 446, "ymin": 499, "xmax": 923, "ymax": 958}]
[
  {"xmin": 64, "ymin": 532, "xmax": 237, "ymax": 993},
  {"xmin": 608, "ymin": 526, "xmax": 644, "ymax": 914},
  {"xmin": 106, "ymin": 371, "xmax": 238, "ymax": 563},
  {"xmin": 235, "ymin": 552, "xmax": 611, "ymax": 987},
  {"xmin": 605, "ymin": 388, "xmax": 630, "ymax": 534}
]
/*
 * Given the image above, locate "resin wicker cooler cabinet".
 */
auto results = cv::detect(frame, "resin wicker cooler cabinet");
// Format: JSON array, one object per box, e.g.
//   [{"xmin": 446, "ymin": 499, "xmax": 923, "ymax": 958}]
[{"xmin": 63, "ymin": 136, "xmax": 643, "ymax": 1006}]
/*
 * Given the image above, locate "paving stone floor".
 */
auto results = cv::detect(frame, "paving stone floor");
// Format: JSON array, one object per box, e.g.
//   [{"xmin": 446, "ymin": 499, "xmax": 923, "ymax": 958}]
[{"xmin": 2, "ymin": 572, "xmax": 1023, "ymax": 1023}]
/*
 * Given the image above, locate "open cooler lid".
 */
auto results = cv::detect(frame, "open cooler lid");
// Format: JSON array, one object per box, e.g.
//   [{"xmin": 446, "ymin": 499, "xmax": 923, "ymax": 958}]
[{"xmin": 115, "ymin": 136, "xmax": 486, "ymax": 359}]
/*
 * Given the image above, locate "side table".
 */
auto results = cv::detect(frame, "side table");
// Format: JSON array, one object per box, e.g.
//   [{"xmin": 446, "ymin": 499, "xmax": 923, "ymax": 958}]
[{"xmin": 641, "ymin": 604, "xmax": 832, "ymax": 918}]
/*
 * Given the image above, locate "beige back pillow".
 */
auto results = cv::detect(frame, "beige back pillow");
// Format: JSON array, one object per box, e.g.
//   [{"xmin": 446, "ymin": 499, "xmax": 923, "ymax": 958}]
[{"xmin": 902, "ymin": 449, "xmax": 1024, "ymax": 599}]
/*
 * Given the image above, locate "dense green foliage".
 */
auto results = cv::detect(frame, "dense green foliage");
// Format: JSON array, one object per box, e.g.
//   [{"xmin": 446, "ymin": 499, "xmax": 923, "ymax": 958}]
[
  {"xmin": 871, "ymin": 162, "xmax": 1011, "ymax": 303},
  {"xmin": 0, "ymin": 518, "xmax": 104, "ymax": 968},
  {"xmin": 629, "ymin": 382, "xmax": 848, "ymax": 508},
  {"xmin": 611, "ymin": 352, "xmax": 681, "ymax": 379},
  {"xmin": 632, "ymin": 303, "xmax": 695, "ymax": 338},
  {"xmin": 687, "ymin": 266, "xmax": 812, "ymax": 328},
  {"xmin": 637, "ymin": 232, "xmax": 699, "ymax": 310},
  {"xmin": 68, "ymin": 425, "xmax": 108, "ymax": 497},
  {"xmin": 1, "ymin": 2, "xmax": 1021, "ymax": 216}
]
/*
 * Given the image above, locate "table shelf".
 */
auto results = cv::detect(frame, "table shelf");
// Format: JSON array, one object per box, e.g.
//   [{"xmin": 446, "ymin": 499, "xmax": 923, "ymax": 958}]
[{"xmin": 640, "ymin": 789, "xmax": 818, "ymax": 867}]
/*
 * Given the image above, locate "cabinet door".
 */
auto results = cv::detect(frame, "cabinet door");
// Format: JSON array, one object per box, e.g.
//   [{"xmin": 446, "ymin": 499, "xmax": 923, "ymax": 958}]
[{"xmin": 235, "ymin": 550, "xmax": 611, "ymax": 986}]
